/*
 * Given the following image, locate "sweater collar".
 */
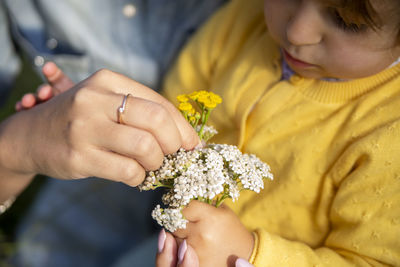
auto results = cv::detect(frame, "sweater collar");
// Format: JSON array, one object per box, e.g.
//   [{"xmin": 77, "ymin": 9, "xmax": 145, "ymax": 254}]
[{"xmin": 279, "ymin": 54, "xmax": 400, "ymax": 103}]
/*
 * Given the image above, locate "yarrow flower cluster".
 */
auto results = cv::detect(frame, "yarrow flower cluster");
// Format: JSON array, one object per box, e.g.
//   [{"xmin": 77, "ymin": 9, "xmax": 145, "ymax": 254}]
[{"xmin": 139, "ymin": 91, "xmax": 273, "ymax": 232}]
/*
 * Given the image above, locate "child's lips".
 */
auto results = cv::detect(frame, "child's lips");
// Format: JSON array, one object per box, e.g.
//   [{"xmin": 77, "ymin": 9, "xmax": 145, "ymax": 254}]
[{"xmin": 283, "ymin": 50, "xmax": 314, "ymax": 68}]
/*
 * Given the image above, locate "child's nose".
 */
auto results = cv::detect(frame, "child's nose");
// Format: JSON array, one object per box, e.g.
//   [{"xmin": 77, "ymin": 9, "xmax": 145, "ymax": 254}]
[{"xmin": 286, "ymin": 3, "xmax": 323, "ymax": 46}]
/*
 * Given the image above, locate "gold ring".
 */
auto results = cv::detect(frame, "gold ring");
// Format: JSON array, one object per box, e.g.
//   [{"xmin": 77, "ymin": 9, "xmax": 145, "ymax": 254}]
[{"xmin": 117, "ymin": 94, "xmax": 131, "ymax": 124}]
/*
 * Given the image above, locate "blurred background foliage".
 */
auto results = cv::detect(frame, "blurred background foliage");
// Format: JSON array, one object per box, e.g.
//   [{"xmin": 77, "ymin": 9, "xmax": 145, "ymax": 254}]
[{"xmin": 0, "ymin": 56, "xmax": 47, "ymax": 263}]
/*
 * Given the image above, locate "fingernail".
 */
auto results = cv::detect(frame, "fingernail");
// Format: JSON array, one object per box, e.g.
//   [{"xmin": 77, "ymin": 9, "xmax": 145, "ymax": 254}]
[
  {"xmin": 177, "ymin": 239, "xmax": 187, "ymax": 264},
  {"xmin": 236, "ymin": 258, "xmax": 254, "ymax": 267},
  {"xmin": 157, "ymin": 228, "xmax": 166, "ymax": 253}
]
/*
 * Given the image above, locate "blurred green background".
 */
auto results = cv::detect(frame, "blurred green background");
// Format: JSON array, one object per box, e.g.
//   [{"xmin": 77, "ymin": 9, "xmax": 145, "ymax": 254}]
[{"xmin": 0, "ymin": 57, "xmax": 47, "ymax": 263}]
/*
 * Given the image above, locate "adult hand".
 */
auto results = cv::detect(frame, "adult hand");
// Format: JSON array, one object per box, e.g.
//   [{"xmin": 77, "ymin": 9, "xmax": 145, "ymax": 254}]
[
  {"xmin": 155, "ymin": 229, "xmax": 254, "ymax": 267},
  {"xmin": 156, "ymin": 229, "xmax": 199, "ymax": 267},
  {"xmin": 1, "ymin": 68, "xmax": 200, "ymax": 189}
]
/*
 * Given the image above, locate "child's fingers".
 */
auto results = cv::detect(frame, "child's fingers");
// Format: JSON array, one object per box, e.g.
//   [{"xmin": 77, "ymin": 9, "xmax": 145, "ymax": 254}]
[
  {"xmin": 182, "ymin": 200, "xmax": 215, "ymax": 221},
  {"xmin": 15, "ymin": 101, "xmax": 23, "ymax": 111},
  {"xmin": 42, "ymin": 61, "xmax": 74, "ymax": 94},
  {"xmin": 37, "ymin": 84, "xmax": 53, "ymax": 101},
  {"xmin": 21, "ymin": 93, "xmax": 37, "ymax": 109},
  {"xmin": 156, "ymin": 230, "xmax": 178, "ymax": 267}
]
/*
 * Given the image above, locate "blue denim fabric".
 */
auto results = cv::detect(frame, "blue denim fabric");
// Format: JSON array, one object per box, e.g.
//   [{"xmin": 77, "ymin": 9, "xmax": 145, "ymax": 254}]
[
  {"xmin": 13, "ymin": 179, "xmax": 162, "ymax": 267},
  {"xmin": 0, "ymin": 0, "xmax": 227, "ymax": 266}
]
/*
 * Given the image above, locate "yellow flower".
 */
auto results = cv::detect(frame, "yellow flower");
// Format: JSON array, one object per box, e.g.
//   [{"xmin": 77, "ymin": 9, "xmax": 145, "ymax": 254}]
[
  {"xmin": 197, "ymin": 90, "xmax": 209, "ymax": 96},
  {"xmin": 209, "ymin": 92, "xmax": 222, "ymax": 104},
  {"xmin": 178, "ymin": 102, "xmax": 193, "ymax": 112},
  {"xmin": 177, "ymin": 94, "xmax": 189, "ymax": 102},
  {"xmin": 189, "ymin": 92, "xmax": 200, "ymax": 101},
  {"xmin": 197, "ymin": 95, "xmax": 209, "ymax": 104},
  {"xmin": 204, "ymin": 99, "xmax": 217, "ymax": 109},
  {"xmin": 189, "ymin": 108, "xmax": 196, "ymax": 116},
  {"xmin": 189, "ymin": 116, "xmax": 196, "ymax": 123}
]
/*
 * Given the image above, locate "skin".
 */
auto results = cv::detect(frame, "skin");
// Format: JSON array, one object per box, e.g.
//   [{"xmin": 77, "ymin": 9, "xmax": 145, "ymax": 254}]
[
  {"xmin": 155, "ymin": 203, "xmax": 254, "ymax": 267},
  {"xmin": 16, "ymin": 62, "xmax": 74, "ymax": 111},
  {"xmin": 0, "ymin": 64, "xmax": 200, "ymax": 203},
  {"xmin": 265, "ymin": 0, "xmax": 400, "ymax": 79},
  {"xmin": 156, "ymin": 231, "xmax": 200, "ymax": 267},
  {"xmin": 172, "ymin": 201, "xmax": 253, "ymax": 267}
]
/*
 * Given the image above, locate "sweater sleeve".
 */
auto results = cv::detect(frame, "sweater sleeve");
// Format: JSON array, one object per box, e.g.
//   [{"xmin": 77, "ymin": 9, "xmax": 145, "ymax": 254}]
[{"xmin": 250, "ymin": 122, "xmax": 400, "ymax": 266}]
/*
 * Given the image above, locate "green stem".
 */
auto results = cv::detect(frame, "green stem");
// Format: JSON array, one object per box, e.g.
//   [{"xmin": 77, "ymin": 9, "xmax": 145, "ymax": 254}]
[
  {"xmin": 198, "ymin": 109, "xmax": 211, "ymax": 140},
  {"xmin": 153, "ymin": 184, "xmax": 173, "ymax": 189}
]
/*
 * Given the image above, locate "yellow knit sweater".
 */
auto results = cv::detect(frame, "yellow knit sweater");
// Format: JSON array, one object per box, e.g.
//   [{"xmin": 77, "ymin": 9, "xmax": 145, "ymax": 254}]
[{"xmin": 163, "ymin": 0, "xmax": 400, "ymax": 265}]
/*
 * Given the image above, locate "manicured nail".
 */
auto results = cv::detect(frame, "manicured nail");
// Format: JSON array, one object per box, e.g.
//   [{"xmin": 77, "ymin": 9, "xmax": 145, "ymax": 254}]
[
  {"xmin": 235, "ymin": 258, "xmax": 254, "ymax": 267},
  {"xmin": 157, "ymin": 228, "xmax": 166, "ymax": 253},
  {"xmin": 177, "ymin": 239, "xmax": 187, "ymax": 264}
]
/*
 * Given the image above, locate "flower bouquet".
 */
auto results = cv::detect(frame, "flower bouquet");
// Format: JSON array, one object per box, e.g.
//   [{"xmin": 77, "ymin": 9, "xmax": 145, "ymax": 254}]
[{"xmin": 139, "ymin": 91, "xmax": 273, "ymax": 232}]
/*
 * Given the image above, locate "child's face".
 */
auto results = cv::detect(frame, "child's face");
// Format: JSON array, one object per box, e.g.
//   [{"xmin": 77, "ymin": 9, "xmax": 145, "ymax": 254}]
[{"xmin": 264, "ymin": 0, "xmax": 400, "ymax": 79}]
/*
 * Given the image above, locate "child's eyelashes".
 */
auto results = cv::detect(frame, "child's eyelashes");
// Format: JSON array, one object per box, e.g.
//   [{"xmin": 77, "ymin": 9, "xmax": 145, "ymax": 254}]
[{"xmin": 329, "ymin": 9, "xmax": 367, "ymax": 33}]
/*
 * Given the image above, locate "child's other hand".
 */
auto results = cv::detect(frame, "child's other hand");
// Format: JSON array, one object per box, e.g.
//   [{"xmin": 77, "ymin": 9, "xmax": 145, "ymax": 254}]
[
  {"xmin": 15, "ymin": 62, "xmax": 74, "ymax": 111},
  {"xmin": 173, "ymin": 200, "xmax": 254, "ymax": 267}
]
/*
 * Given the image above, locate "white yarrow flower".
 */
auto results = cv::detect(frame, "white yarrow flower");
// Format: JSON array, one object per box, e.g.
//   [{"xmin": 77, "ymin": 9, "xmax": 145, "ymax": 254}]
[{"xmin": 141, "ymin": 144, "xmax": 273, "ymax": 232}]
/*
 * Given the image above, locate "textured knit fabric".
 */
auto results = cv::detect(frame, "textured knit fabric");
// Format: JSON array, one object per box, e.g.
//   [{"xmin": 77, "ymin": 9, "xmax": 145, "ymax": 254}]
[{"xmin": 163, "ymin": 0, "xmax": 400, "ymax": 266}]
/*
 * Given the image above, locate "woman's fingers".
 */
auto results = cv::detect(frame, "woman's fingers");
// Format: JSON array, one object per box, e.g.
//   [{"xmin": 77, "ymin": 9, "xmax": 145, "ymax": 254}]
[
  {"xmin": 235, "ymin": 258, "xmax": 255, "ymax": 267},
  {"xmin": 107, "ymin": 95, "xmax": 184, "ymax": 155},
  {"xmin": 93, "ymin": 121, "xmax": 165, "ymax": 171},
  {"xmin": 90, "ymin": 70, "xmax": 201, "ymax": 150},
  {"xmin": 77, "ymin": 147, "xmax": 146, "ymax": 187},
  {"xmin": 156, "ymin": 230, "xmax": 178, "ymax": 267},
  {"xmin": 177, "ymin": 240, "xmax": 199, "ymax": 267},
  {"xmin": 156, "ymin": 231, "xmax": 200, "ymax": 267},
  {"xmin": 42, "ymin": 61, "xmax": 74, "ymax": 94},
  {"xmin": 69, "ymin": 90, "xmax": 184, "ymax": 167}
]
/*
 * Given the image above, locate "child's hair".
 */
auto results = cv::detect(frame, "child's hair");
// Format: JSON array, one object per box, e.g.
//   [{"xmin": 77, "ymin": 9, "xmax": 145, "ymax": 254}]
[{"xmin": 323, "ymin": 0, "xmax": 400, "ymax": 42}]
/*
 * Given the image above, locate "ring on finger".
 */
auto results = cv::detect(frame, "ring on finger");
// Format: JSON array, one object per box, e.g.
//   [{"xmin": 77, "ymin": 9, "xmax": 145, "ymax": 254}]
[{"xmin": 117, "ymin": 93, "xmax": 131, "ymax": 124}]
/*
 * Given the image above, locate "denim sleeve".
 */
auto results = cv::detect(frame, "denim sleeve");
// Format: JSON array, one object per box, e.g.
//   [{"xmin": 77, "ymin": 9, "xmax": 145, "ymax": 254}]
[{"xmin": 0, "ymin": 2, "xmax": 21, "ymax": 107}]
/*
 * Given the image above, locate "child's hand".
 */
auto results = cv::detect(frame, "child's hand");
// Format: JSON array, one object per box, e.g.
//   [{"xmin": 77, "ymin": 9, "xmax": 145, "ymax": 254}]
[
  {"xmin": 15, "ymin": 62, "xmax": 74, "ymax": 111},
  {"xmin": 156, "ymin": 229, "xmax": 254, "ymax": 267},
  {"xmin": 172, "ymin": 200, "xmax": 254, "ymax": 267}
]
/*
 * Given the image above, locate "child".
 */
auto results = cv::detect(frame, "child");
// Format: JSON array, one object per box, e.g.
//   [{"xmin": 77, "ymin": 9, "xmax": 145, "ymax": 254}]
[{"xmin": 158, "ymin": 0, "xmax": 400, "ymax": 266}]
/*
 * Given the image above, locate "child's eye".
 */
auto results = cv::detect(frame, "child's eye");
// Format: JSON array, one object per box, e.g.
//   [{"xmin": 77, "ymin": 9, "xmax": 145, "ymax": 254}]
[{"xmin": 330, "ymin": 9, "xmax": 366, "ymax": 33}]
